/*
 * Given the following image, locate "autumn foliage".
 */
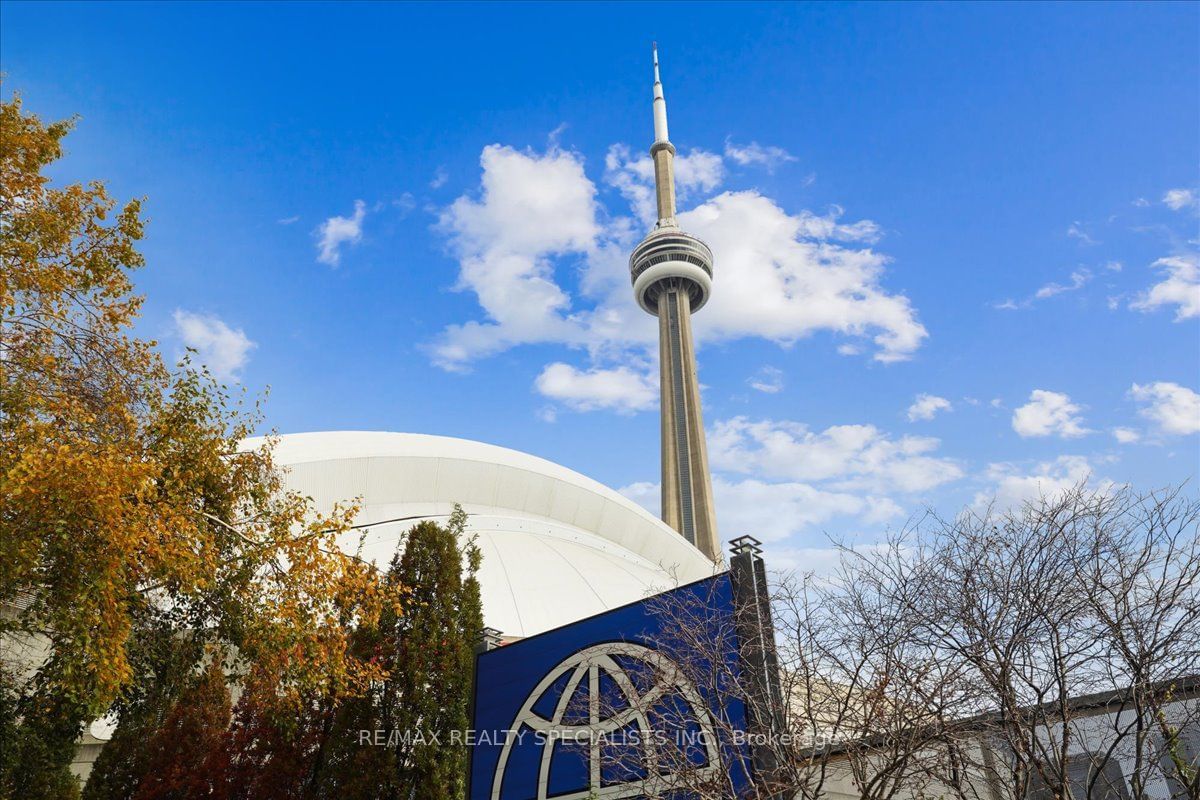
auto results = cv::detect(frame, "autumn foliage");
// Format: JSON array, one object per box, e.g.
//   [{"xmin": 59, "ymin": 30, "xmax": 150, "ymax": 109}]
[
  {"xmin": 80, "ymin": 515, "xmax": 483, "ymax": 800},
  {"xmin": 1, "ymin": 91, "xmax": 399, "ymax": 795}
]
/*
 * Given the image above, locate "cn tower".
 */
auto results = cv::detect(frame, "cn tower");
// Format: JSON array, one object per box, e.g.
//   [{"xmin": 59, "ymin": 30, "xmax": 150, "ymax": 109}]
[{"xmin": 629, "ymin": 45, "xmax": 720, "ymax": 562}]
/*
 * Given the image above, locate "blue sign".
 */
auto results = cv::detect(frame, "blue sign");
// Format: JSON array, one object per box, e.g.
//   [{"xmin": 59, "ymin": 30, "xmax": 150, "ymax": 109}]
[{"xmin": 469, "ymin": 572, "xmax": 754, "ymax": 799}]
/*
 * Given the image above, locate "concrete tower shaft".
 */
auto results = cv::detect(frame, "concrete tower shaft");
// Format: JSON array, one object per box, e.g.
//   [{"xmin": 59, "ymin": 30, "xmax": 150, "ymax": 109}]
[{"xmin": 628, "ymin": 45, "xmax": 720, "ymax": 563}]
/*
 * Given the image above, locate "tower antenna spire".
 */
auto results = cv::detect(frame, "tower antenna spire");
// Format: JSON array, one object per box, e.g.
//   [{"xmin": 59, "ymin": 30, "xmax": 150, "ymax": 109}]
[
  {"xmin": 652, "ymin": 42, "xmax": 670, "ymax": 149},
  {"xmin": 650, "ymin": 44, "xmax": 676, "ymax": 225}
]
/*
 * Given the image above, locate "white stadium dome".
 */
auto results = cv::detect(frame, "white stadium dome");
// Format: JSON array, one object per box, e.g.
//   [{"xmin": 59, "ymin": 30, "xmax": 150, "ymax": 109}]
[{"xmin": 251, "ymin": 432, "xmax": 716, "ymax": 639}]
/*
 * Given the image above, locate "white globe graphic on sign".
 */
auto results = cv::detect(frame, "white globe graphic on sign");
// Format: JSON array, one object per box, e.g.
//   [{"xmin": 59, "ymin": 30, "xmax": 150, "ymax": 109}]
[{"xmin": 491, "ymin": 641, "xmax": 720, "ymax": 799}]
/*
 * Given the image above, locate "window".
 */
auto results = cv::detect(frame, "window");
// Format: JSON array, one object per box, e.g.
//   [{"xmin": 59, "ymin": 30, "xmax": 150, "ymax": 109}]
[{"xmin": 1026, "ymin": 754, "xmax": 1131, "ymax": 800}]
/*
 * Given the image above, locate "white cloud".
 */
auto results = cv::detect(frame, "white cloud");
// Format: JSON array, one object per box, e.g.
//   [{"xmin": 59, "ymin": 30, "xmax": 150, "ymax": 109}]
[
  {"xmin": 907, "ymin": 393, "xmax": 952, "ymax": 422},
  {"xmin": 674, "ymin": 151, "xmax": 725, "ymax": 194},
  {"xmin": 723, "ymin": 139, "xmax": 797, "ymax": 172},
  {"xmin": 1112, "ymin": 427, "xmax": 1141, "ymax": 444},
  {"xmin": 747, "ymin": 366, "xmax": 783, "ymax": 394},
  {"xmin": 430, "ymin": 145, "xmax": 602, "ymax": 369},
  {"xmin": 620, "ymin": 477, "xmax": 903, "ymax": 542},
  {"xmin": 708, "ymin": 416, "xmax": 963, "ymax": 493},
  {"xmin": 682, "ymin": 192, "xmax": 919, "ymax": 360},
  {"xmin": 713, "ymin": 478, "xmax": 903, "ymax": 541},
  {"xmin": 622, "ymin": 412, "xmax": 963, "ymax": 543},
  {"xmin": 1011, "ymin": 390, "xmax": 1091, "ymax": 439},
  {"xmin": 790, "ymin": 205, "xmax": 883, "ymax": 244},
  {"xmin": 277, "ymin": 215, "xmax": 299, "ymax": 225},
  {"xmin": 441, "ymin": 146, "xmax": 598, "ymax": 257},
  {"xmin": 535, "ymin": 362, "xmax": 656, "ymax": 414},
  {"xmin": 392, "ymin": 193, "xmax": 416, "ymax": 215},
  {"xmin": 978, "ymin": 455, "xmax": 1101, "ymax": 510},
  {"xmin": 1163, "ymin": 188, "xmax": 1197, "ymax": 211},
  {"xmin": 172, "ymin": 310, "xmax": 256, "ymax": 381},
  {"xmin": 619, "ymin": 481, "xmax": 661, "ymax": 515},
  {"xmin": 315, "ymin": 200, "xmax": 367, "ymax": 266},
  {"xmin": 1131, "ymin": 382, "xmax": 1200, "ymax": 436},
  {"xmin": 1067, "ymin": 222, "xmax": 1097, "ymax": 245},
  {"xmin": 431, "ymin": 140, "xmax": 928, "ymax": 378},
  {"xmin": 1034, "ymin": 268, "xmax": 1092, "ymax": 300},
  {"xmin": 997, "ymin": 267, "xmax": 1093, "ymax": 310},
  {"xmin": 747, "ymin": 545, "xmax": 851, "ymax": 576},
  {"xmin": 1130, "ymin": 253, "xmax": 1200, "ymax": 321},
  {"xmin": 430, "ymin": 166, "xmax": 449, "ymax": 189},
  {"xmin": 605, "ymin": 144, "xmax": 725, "ymax": 225}
]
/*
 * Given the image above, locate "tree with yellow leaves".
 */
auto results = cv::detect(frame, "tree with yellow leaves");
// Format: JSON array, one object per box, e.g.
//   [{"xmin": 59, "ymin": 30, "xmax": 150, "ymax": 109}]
[{"xmin": 0, "ymin": 92, "xmax": 399, "ymax": 797}]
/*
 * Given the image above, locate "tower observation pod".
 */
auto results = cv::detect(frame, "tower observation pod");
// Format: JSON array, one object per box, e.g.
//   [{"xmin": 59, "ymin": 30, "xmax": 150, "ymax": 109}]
[{"xmin": 629, "ymin": 45, "xmax": 720, "ymax": 563}]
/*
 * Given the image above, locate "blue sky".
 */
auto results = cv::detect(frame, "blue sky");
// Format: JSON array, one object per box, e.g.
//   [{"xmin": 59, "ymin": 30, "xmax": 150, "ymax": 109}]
[{"xmin": 4, "ymin": 1, "xmax": 1198, "ymax": 563}]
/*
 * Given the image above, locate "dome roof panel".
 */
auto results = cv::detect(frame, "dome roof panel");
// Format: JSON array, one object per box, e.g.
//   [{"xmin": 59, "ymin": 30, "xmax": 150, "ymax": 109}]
[
  {"xmin": 366, "ymin": 455, "xmax": 438, "ymax": 501},
  {"xmin": 246, "ymin": 432, "xmax": 717, "ymax": 637},
  {"xmin": 519, "ymin": 470, "xmax": 556, "ymax": 519}
]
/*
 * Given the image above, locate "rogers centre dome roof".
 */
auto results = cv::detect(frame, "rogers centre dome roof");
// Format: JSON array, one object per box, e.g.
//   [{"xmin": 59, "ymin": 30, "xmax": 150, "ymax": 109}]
[{"xmin": 247, "ymin": 432, "xmax": 716, "ymax": 639}]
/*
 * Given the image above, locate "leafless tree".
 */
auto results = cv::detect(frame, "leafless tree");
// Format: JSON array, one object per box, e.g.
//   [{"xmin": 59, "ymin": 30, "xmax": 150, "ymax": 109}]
[
  {"xmin": 592, "ymin": 546, "xmax": 976, "ymax": 799},
  {"xmin": 1072, "ymin": 487, "xmax": 1200, "ymax": 800},
  {"xmin": 592, "ymin": 484, "xmax": 1199, "ymax": 800},
  {"xmin": 866, "ymin": 484, "xmax": 1200, "ymax": 800},
  {"xmin": 773, "ymin": 560, "xmax": 981, "ymax": 800}
]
